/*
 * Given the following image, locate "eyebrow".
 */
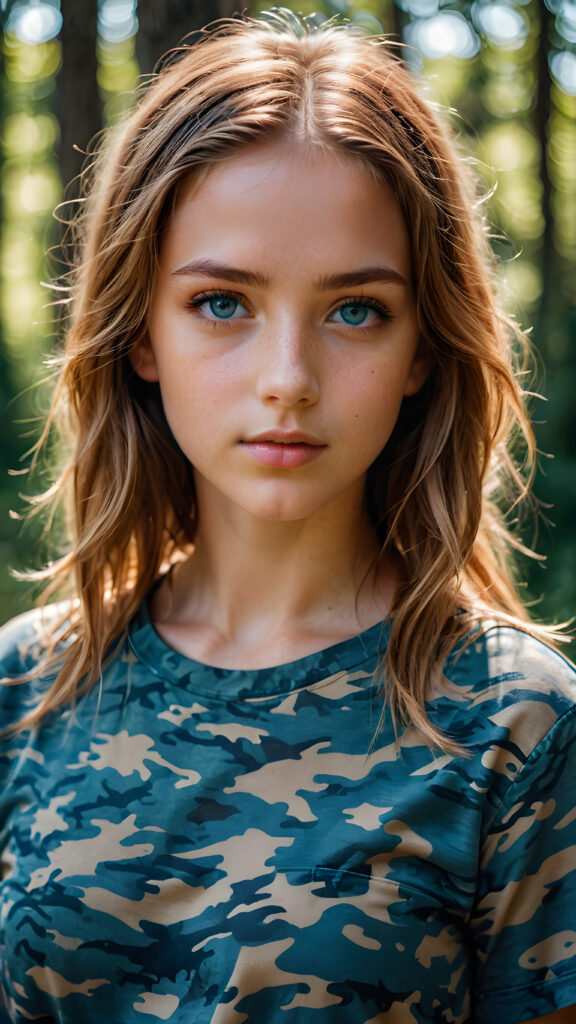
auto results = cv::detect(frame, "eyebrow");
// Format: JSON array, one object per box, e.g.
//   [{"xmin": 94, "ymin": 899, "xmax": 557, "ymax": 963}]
[
  {"xmin": 316, "ymin": 267, "xmax": 407, "ymax": 290},
  {"xmin": 171, "ymin": 258, "xmax": 407, "ymax": 290}
]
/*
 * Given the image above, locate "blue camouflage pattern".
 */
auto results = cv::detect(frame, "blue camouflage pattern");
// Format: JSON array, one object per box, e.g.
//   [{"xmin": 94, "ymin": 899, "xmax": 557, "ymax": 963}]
[{"xmin": 0, "ymin": 601, "xmax": 575, "ymax": 1023}]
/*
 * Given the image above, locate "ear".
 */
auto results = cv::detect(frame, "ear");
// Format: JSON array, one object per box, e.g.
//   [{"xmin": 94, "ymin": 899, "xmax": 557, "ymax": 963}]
[
  {"xmin": 128, "ymin": 334, "xmax": 160, "ymax": 383},
  {"xmin": 404, "ymin": 338, "xmax": 432, "ymax": 397}
]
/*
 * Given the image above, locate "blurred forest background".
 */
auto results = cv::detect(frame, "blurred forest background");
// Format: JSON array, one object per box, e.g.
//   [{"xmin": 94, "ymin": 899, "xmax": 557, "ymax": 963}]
[{"xmin": 0, "ymin": 0, "xmax": 574, "ymax": 643}]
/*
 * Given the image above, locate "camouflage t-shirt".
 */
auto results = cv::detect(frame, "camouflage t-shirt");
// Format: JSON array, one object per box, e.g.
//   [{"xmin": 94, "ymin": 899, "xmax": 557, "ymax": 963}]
[{"xmin": 0, "ymin": 603, "xmax": 575, "ymax": 1024}]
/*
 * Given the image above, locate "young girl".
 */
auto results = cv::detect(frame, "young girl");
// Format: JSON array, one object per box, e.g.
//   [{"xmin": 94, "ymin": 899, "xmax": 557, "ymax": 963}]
[{"xmin": 1, "ymin": 11, "xmax": 575, "ymax": 1024}]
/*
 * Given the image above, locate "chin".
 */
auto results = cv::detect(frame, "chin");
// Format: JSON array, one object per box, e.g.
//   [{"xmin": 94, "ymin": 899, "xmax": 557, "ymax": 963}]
[
  {"xmin": 234, "ymin": 487, "xmax": 335, "ymax": 523},
  {"xmin": 195, "ymin": 474, "xmax": 348, "ymax": 524}
]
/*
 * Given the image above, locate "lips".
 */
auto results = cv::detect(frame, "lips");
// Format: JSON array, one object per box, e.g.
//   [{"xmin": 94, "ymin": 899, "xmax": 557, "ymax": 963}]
[
  {"xmin": 242, "ymin": 430, "xmax": 324, "ymax": 446},
  {"xmin": 239, "ymin": 432, "xmax": 327, "ymax": 468}
]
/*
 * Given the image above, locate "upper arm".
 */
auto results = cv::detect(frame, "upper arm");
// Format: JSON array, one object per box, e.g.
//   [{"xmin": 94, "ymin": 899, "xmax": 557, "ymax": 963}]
[{"xmin": 470, "ymin": 707, "xmax": 576, "ymax": 1024}]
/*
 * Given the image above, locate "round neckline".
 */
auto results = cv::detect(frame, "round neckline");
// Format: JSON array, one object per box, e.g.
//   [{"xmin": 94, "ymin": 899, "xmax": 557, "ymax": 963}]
[{"xmin": 127, "ymin": 598, "xmax": 390, "ymax": 701}]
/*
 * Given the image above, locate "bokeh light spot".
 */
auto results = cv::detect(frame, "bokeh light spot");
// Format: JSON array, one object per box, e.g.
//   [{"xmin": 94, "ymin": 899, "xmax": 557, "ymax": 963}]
[
  {"xmin": 473, "ymin": 3, "xmax": 528, "ymax": 49},
  {"xmin": 397, "ymin": 0, "xmax": 439, "ymax": 16},
  {"xmin": 501, "ymin": 261, "xmax": 543, "ymax": 308},
  {"xmin": 550, "ymin": 51, "xmax": 576, "ymax": 96},
  {"xmin": 5, "ymin": 1, "xmax": 62, "ymax": 45},
  {"xmin": 481, "ymin": 123, "xmax": 538, "ymax": 172},
  {"xmin": 98, "ymin": 0, "xmax": 138, "ymax": 44},
  {"xmin": 3, "ymin": 113, "xmax": 58, "ymax": 157},
  {"xmin": 406, "ymin": 12, "xmax": 480, "ymax": 60},
  {"xmin": 18, "ymin": 171, "xmax": 59, "ymax": 213}
]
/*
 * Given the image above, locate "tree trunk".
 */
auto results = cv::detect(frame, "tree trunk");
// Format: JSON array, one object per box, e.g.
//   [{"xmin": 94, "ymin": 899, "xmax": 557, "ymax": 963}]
[
  {"xmin": 391, "ymin": 0, "xmax": 405, "ymax": 45},
  {"xmin": 136, "ymin": 0, "xmax": 248, "ymax": 77},
  {"xmin": 534, "ymin": 0, "xmax": 554, "ymax": 330},
  {"xmin": 0, "ymin": 40, "xmax": 19, "ymax": 458},
  {"xmin": 57, "ymin": 0, "xmax": 100, "ymax": 195}
]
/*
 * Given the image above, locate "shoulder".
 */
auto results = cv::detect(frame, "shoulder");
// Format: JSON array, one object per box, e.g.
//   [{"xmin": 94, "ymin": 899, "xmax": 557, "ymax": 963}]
[
  {"xmin": 0, "ymin": 602, "xmax": 78, "ymax": 738},
  {"xmin": 433, "ymin": 623, "xmax": 576, "ymax": 758},
  {"xmin": 453, "ymin": 622, "xmax": 569, "ymax": 696},
  {"xmin": 0, "ymin": 602, "xmax": 74, "ymax": 679},
  {"xmin": 464, "ymin": 633, "xmax": 576, "ymax": 1018},
  {"xmin": 444, "ymin": 622, "xmax": 576, "ymax": 703}
]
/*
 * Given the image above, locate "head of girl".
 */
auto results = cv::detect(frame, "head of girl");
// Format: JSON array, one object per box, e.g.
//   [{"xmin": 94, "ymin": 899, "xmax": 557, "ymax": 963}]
[{"xmin": 32, "ymin": 10, "xmax": 533, "ymax": 746}]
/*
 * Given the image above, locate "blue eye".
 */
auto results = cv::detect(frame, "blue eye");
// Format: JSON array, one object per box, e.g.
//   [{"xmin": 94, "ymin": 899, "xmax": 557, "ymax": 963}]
[
  {"xmin": 329, "ymin": 299, "xmax": 391, "ymax": 328},
  {"xmin": 189, "ymin": 291, "xmax": 249, "ymax": 322},
  {"xmin": 337, "ymin": 303, "xmax": 372, "ymax": 326},
  {"xmin": 205, "ymin": 295, "xmax": 244, "ymax": 320}
]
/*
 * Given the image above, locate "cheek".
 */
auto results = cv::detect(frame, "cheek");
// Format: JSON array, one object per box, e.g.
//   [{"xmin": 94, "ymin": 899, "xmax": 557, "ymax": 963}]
[
  {"xmin": 342, "ymin": 361, "xmax": 409, "ymax": 417},
  {"xmin": 160, "ymin": 380, "xmax": 211, "ymax": 431},
  {"xmin": 341, "ymin": 364, "xmax": 412, "ymax": 454},
  {"xmin": 155, "ymin": 356, "xmax": 241, "ymax": 439}
]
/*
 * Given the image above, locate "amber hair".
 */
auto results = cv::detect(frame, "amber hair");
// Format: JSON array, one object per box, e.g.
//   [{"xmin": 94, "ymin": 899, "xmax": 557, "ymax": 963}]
[{"xmin": 6, "ymin": 11, "xmax": 558, "ymax": 746}]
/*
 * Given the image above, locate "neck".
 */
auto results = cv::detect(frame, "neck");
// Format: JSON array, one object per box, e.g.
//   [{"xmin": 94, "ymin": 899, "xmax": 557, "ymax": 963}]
[{"xmin": 152, "ymin": 479, "xmax": 398, "ymax": 668}]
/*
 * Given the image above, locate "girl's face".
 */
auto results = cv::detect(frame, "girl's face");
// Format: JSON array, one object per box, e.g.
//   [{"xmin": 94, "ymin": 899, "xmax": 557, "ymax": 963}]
[{"xmin": 132, "ymin": 137, "xmax": 429, "ymax": 526}]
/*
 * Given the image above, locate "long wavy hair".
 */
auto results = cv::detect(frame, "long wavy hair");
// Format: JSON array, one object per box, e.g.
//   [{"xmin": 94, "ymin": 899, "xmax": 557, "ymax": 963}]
[{"xmin": 8, "ymin": 11, "xmax": 556, "ymax": 747}]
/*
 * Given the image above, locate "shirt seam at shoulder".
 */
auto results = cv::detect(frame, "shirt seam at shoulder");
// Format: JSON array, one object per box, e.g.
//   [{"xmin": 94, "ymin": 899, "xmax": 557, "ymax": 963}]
[{"xmin": 487, "ymin": 700, "xmax": 576, "ymax": 823}]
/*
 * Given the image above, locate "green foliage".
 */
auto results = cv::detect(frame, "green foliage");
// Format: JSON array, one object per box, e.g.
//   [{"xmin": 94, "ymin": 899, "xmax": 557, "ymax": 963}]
[{"xmin": 98, "ymin": 35, "xmax": 139, "ymax": 125}]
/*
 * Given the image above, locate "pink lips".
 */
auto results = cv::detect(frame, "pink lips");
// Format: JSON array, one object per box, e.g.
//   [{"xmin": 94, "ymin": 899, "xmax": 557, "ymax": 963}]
[{"xmin": 240, "ymin": 431, "xmax": 327, "ymax": 469}]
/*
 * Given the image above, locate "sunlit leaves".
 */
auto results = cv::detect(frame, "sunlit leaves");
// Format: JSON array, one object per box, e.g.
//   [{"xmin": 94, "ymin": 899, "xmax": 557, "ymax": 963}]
[
  {"xmin": 500, "ymin": 259, "xmax": 543, "ymax": 308},
  {"xmin": 3, "ymin": 111, "xmax": 58, "ymax": 154},
  {"xmin": 3, "ymin": 36, "xmax": 61, "ymax": 82},
  {"xmin": 97, "ymin": 36, "xmax": 139, "ymax": 125},
  {"xmin": 0, "ymin": 33, "xmax": 59, "ymax": 386},
  {"xmin": 481, "ymin": 70, "xmax": 533, "ymax": 116}
]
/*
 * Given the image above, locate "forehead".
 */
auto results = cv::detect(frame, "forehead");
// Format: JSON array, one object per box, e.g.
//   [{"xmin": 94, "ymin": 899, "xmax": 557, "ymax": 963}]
[{"xmin": 160, "ymin": 137, "xmax": 412, "ymax": 280}]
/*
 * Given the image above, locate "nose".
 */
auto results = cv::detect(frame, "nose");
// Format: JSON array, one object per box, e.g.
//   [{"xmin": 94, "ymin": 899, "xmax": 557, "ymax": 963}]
[{"xmin": 255, "ymin": 318, "xmax": 320, "ymax": 408}]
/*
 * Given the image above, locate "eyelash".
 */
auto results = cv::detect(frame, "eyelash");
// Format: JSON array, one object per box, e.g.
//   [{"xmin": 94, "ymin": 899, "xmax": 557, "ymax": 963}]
[
  {"xmin": 186, "ymin": 289, "xmax": 395, "ymax": 328},
  {"xmin": 334, "ymin": 295, "xmax": 395, "ymax": 325},
  {"xmin": 186, "ymin": 289, "xmax": 249, "ymax": 320}
]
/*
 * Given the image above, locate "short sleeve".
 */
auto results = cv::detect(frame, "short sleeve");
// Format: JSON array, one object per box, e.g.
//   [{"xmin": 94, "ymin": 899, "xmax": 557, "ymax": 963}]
[
  {"xmin": 0, "ymin": 610, "xmax": 39, "ymax": 733},
  {"xmin": 0, "ymin": 607, "xmax": 64, "ymax": 783},
  {"xmin": 470, "ymin": 705, "xmax": 576, "ymax": 1024}
]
